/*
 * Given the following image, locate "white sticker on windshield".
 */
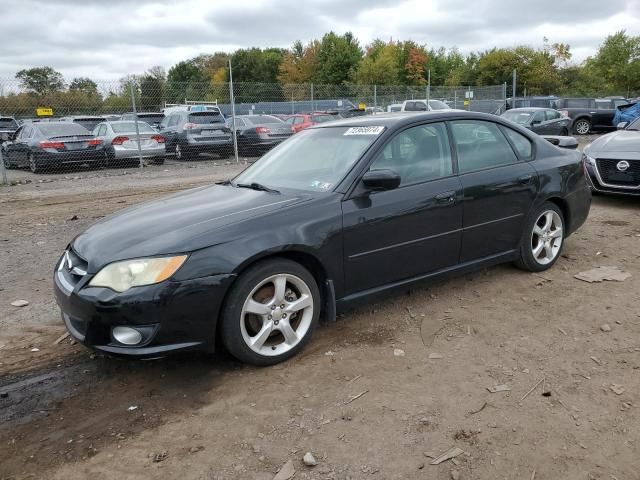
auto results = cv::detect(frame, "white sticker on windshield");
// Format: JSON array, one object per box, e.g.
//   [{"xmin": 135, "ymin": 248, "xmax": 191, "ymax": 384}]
[{"xmin": 344, "ymin": 126, "xmax": 384, "ymax": 136}]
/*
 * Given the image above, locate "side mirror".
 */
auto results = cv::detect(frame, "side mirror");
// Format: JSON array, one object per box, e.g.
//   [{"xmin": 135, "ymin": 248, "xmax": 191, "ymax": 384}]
[
  {"xmin": 617, "ymin": 122, "xmax": 629, "ymax": 130},
  {"xmin": 542, "ymin": 135, "xmax": 579, "ymax": 150},
  {"xmin": 531, "ymin": 120, "xmax": 541, "ymax": 126},
  {"xmin": 362, "ymin": 169, "xmax": 401, "ymax": 191}
]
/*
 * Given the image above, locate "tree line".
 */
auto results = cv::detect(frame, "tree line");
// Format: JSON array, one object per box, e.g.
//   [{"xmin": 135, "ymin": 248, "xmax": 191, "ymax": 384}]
[{"xmin": 2, "ymin": 30, "xmax": 638, "ymax": 117}]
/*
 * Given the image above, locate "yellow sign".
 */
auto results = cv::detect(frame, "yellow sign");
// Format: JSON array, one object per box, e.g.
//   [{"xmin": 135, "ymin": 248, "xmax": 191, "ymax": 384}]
[
  {"xmin": 358, "ymin": 102, "xmax": 366, "ymax": 110},
  {"xmin": 463, "ymin": 99, "xmax": 470, "ymax": 107},
  {"xmin": 36, "ymin": 107, "xmax": 54, "ymax": 117}
]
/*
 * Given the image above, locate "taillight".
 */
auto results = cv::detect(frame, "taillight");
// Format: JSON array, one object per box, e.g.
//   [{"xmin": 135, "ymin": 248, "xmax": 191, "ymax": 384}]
[
  {"xmin": 151, "ymin": 134, "xmax": 165, "ymax": 143},
  {"xmin": 112, "ymin": 136, "xmax": 129, "ymax": 145},
  {"xmin": 183, "ymin": 122, "xmax": 198, "ymax": 130},
  {"xmin": 88, "ymin": 139, "xmax": 103, "ymax": 146},
  {"xmin": 558, "ymin": 110, "xmax": 569, "ymax": 117},
  {"xmin": 256, "ymin": 126, "xmax": 271, "ymax": 134},
  {"xmin": 39, "ymin": 140, "xmax": 65, "ymax": 149}
]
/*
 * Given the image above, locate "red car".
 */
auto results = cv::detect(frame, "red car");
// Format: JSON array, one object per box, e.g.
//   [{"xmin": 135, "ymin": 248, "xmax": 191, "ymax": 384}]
[{"xmin": 284, "ymin": 112, "xmax": 339, "ymax": 133}]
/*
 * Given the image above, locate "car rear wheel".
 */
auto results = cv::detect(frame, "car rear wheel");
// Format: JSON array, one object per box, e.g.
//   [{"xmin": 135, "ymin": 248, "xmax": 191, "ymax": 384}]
[
  {"xmin": 152, "ymin": 157, "xmax": 165, "ymax": 165},
  {"xmin": 220, "ymin": 258, "xmax": 320, "ymax": 366},
  {"xmin": 515, "ymin": 202, "xmax": 564, "ymax": 272},
  {"xmin": 2, "ymin": 153, "xmax": 12, "ymax": 169},
  {"xmin": 574, "ymin": 119, "xmax": 591, "ymax": 135},
  {"xmin": 29, "ymin": 153, "xmax": 42, "ymax": 174}
]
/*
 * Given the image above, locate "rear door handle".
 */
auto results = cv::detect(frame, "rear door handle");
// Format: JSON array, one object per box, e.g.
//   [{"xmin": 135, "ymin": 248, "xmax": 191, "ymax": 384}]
[
  {"xmin": 518, "ymin": 174, "xmax": 533, "ymax": 184},
  {"xmin": 435, "ymin": 191, "xmax": 456, "ymax": 204}
]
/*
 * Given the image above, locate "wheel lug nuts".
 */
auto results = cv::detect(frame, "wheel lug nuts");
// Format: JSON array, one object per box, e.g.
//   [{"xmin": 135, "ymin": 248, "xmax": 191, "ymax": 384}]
[
  {"xmin": 271, "ymin": 305, "xmax": 276, "ymax": 310},
  {"xmin": 282, "ymin": 313, "xmax": 287, "ymax": 318},
  {"xmin": 268, "ymin": 315, "xmax": 272, "ymax": 320},
  {"xmin": 280, "ymin": 304, "xmax": 285, "ymax": 309}
]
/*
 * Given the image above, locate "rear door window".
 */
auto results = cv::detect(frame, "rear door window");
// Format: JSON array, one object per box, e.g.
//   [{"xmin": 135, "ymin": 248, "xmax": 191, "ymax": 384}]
[
  {"xmin": 188, "ymin": 113, "xmax": 224, "ymax": 124},
  {"xmin": 501, "ymin": 127, "xmax": 533, "ymax": 160},
  {"xmin": 450, "ymin": 120, "xmax": 520, "ymax": 173},
  {"xmin": 545, "ymin": 110, "xmax": 561, "ymax": 121}
]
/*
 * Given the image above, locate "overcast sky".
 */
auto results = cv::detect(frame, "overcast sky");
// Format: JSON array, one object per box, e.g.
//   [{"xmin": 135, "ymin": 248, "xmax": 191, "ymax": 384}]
[{"xmin": 2, "ymin": 0, "xmax": 639, "ymax": 81}]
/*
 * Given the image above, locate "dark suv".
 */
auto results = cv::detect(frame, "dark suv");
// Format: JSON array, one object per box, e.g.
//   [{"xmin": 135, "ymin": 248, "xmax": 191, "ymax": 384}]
[
  {"xmin": 556, "ymin": 98, "xmax": 629, "ymax": 135},
  {"xmin": 159, "ymin": 111, "xmax": 233, "ymax": 160},
  {"xmin": 0, "ymin": 116, "xmax": 19, "ymax": 142}
]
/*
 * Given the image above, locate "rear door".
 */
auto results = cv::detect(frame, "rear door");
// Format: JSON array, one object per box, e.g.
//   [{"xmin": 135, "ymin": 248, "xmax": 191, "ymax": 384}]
[
  {"xmin": 342, "ymin": 121, "xmax": 463, "ymax": 293},
  {"xmin": 543, "ymin": 110, "xmax": 567, "ymax": 135},
  {"xmin": 593, "ymin": 99, "xmax": 615, "ymax": 128},
  {"xmin": 13, "ymin": 126, "xmax": 33, "ymax": 167},
  {"xmin": 160, "ymin": 114, "xmax": 180, "ymax": 145},
  {"xmin": 450, "ymin": 120, "xmax": 539, "ymax": 262}
]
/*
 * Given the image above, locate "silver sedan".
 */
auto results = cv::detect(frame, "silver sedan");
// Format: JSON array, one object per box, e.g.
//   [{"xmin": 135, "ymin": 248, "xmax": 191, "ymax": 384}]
[{"xmin": 93, "ymin": 121, "xmax": 166, "ymax": 166}]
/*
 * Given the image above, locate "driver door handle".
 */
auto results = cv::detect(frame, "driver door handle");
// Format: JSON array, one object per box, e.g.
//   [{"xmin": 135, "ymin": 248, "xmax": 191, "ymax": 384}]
[
  {"xmin": 435, "ymin": 191, "xmax": 456, "ymax": 204},
  {"xmin": 517, "ymin": 174, "xmax": 533, "ymax": 184}
]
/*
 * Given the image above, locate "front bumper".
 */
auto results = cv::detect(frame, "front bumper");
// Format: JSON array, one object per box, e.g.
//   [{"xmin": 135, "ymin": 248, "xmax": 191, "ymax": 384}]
[{"xmin": 53, "ymin": 259, "xmax": 236, "ymax": 357}]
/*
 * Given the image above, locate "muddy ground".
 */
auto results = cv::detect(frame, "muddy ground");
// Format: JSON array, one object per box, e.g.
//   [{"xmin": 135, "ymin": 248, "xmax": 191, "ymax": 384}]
[{"xmin": 1, "ymin": 146, "xmax": 639, "ymax": 480}]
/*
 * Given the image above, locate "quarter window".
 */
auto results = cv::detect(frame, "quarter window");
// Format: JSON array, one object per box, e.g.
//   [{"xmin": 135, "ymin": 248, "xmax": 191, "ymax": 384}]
[
  {"xmin": 450, "ymin": 120, "xmax": 519, "ymax": 173},
  {"xmin": 168, "ymin": 115, "xmax": 180, "ymax": 127},
  {"xmin": 369, "ymin": 122, "xmax": 453, "ymax": 186},
  {"xmin": 501, "ymin": 127, "xmax": 533, "ymax": 159}
]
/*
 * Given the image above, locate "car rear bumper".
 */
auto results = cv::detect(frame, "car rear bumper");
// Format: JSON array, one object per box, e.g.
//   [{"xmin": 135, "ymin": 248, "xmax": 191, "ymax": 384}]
[
  {"xmin": 112, "ymin": 145, "xmax": 165, "ymax": 159},
  {"xmin": 53, "ymin": 258, "xmax": 236, "ymax": 358},
  {"xmin": 36, "ymin": 149, "xmax": 105, "ymax": 164},
  {"xmin": 564, "ymin": 185, "xmax": 591, "ymax": 235}
]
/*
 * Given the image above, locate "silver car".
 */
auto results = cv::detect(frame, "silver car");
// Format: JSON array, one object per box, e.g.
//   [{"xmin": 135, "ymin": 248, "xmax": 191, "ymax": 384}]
[{"xmin": 93, "ymin": 121, "xmax": 166, "ymax": 166}]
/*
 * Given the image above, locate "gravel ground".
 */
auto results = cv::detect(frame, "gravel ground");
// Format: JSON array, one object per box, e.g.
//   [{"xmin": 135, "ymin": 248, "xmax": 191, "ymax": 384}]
[{"xmin": 2, "ymin": 136, "xmax": 640, "ymax": 480}]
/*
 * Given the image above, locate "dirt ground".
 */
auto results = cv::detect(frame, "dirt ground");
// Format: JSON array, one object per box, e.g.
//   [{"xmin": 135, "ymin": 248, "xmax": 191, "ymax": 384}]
[{"xmin": 1, "ymin": 144, "xmax": 640, "ymax": 480}]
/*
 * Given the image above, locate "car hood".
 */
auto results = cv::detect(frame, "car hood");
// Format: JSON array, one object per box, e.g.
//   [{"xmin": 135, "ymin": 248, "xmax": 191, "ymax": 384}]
[
  {"xmin": 587, "ymin": 130, "xmax": 640, "ymax": 154},
  {"xmin": 73, "ymin": 185, "xmax": 308, "ymax": 272}
]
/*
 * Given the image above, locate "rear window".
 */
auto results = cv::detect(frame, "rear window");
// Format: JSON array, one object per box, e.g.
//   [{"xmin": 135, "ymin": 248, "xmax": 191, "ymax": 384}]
[
  {"xmin": 595, "ymin": 100, "xmax": 614, "ymax": 109},
  {"xmin": 0, "ymin": 118, "xmax": 18, "ymax": 129},
  {"xmin": 38, "ymin": 123, "xmax": 91, "ymax": 136},
  {"xmin": 188, "ymin": 113, "xmax": 224, "ymax": 124},
  {"xmin": 138, "ymin": 114, "xmax": 164, "ymax": 121},
  {"xmin": 563, "ymin": 99, "xmax": 593, "ymax": 108},
  {"xmin": 311, "ymin": 114, "xmax": 337, "ymax": 123},
  {"xmin": 111, "ymin": 122, "xmax": 155, "ymax": 133},
  {"xmin": 245, "ymin": 115, "xmax": 282, "ymax": 125},
  {"xmin": 73, "ymin": 118, "xmax": 106, "ymax": 131}
]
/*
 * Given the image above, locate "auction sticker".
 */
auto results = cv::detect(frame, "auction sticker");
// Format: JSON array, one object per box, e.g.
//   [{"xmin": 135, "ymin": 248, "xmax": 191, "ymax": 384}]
[{"xmin": 344, "ymin": 126, "xmax": 384, "ymax": 135}]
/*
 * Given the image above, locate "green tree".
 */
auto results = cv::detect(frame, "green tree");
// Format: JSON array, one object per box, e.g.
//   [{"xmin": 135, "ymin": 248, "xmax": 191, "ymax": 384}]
[
  {"xmin": 354, "ymin": 40, "xmax": 400, "ymax": 85},
  {"xmin": 589, "ymin": 30, "xmax": 640, "ymax": 95},
  {"xmin": 68, "ymin": 77, "xmax": 99, "ymax": 95},
  {"xmin": 314, "ymin": 32, "xmax": 363, "ymax": 85},
  {"xmin": 140, "ymin": 67, "xmax": 166, "ymax": 111},
  {"xmin": 15, "ymin": 66, "xmax": 65, "ymax": 95}
]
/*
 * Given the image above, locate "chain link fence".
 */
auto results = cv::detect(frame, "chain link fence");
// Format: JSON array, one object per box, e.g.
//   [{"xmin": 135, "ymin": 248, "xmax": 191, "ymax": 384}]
[{"xmin": 0, "ymin": 79, "xmax": 507, "ymax": 181}]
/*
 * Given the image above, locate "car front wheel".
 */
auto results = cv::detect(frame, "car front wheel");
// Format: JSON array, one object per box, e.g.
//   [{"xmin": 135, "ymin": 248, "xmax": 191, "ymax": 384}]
[
  {"xmin": 220, "ymin": 258, "xmax": 320, "ymax": 366},
  {"xmin": 515, "ymin": 202, "xmax": 564, "ymax": 272}
]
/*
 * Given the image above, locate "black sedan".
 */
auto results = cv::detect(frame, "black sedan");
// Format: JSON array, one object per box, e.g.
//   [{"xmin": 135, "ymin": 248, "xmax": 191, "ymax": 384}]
[
  {"xmin": 54, "ymin": 111, "xmax": 591, "ymax": 365},
  {"xmin": 583, "ymin": 117, "xmax": 640, "ymax": 195},
  {"xmin": 228, "ymin": 114, "xmax": 294, "ymax": 156},
  {"xmin": 501, "ymin": 108, "xmax": 572, "ymax": 135},
  {"xmin": 3, "ymin": 122, "xmax": 105, "ymax": 173}
]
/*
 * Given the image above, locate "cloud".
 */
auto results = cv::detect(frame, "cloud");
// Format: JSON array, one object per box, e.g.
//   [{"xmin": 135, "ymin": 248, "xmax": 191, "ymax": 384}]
[{"xmin": 0, "ymin": 0, "xmax": 638, "ymax": 81}]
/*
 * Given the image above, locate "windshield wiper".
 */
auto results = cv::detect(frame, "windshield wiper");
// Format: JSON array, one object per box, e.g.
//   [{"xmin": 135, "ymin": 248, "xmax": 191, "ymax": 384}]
[
  {"xmin": 215, "ymin": 179, "xmax": 232, "ymax": 185},
  {"xmin": 235, "ymin": 182, "xmax": 280, "ymax": 194}
]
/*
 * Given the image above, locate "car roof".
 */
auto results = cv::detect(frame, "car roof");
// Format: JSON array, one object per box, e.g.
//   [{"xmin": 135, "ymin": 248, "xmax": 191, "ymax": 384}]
[
  {"xmin": 311, "ymin": 110, "xmax": 504, "ymax": 129},
  {"xmin": 505, "ymin": 107, "xmax": 550, "ymax": 112}
]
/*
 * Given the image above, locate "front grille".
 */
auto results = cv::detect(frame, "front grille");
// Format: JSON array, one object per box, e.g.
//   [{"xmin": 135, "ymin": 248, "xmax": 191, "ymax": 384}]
[
  {"xmin": 57, "ymin": 247, "xmax": 88, "ymax": 292},
  {"xmin": 596, "ymin": 158, "xmax": 640, "ymax": 187}
]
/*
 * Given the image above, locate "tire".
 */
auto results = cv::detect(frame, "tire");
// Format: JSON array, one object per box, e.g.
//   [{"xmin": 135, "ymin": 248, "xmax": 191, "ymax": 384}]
[
  {"xmin": 515, "ymin": 202, "xmax": 565, "ymax": 272},
  {"xmin": 28, "ymin": 153, "xmax": 42, "ymax": 174},
  {"xmin": 573, "ymin": 119, "xmax": 591, "ymax": 135},
  {"xmin": 220, "ymin": 258, "xmax": 321, "ymax": 366},
  {"xmin": 561, "ymin": 127, "xmax": 569, "ymax": 136},
  {"xmin": 152, "ymin": 157, "xmax": 165, "ymax": 165},
  {"xmin": 174, "ymin": 143, "xmax": 187, "ymax": 161},
  {"xmin": 2, "ymin": 152, "xmax": 12, "ymax": 169}
]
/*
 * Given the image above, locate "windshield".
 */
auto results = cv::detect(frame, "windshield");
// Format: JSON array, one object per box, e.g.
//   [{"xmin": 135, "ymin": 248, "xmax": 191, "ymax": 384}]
[
  {"xmin": 38, "ymin": 123, "xmax": 91, "ymax": 136},
  {"xmin": 111, "ymin": 122, "xmax": 155, "ymax": 133},
  {"xmin": 428, "ymin": 100, "xmax": 450, "ymax": 110},
  {"xmin": 74, "ymin": 119, "xmax": 105, "ymax": 131},
  {"xmin": 233, "ymin": 126, "xmax": 382, "ymax": 192},
  {"xmin": 502, "ymin": 111, "xmax": 532, "ymax": 125}
]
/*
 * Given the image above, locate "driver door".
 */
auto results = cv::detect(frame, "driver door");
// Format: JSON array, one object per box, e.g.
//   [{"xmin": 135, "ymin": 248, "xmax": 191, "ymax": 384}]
[{"xmin": 341, "ymin": 122, "xmax": 463, "ymax": 294}]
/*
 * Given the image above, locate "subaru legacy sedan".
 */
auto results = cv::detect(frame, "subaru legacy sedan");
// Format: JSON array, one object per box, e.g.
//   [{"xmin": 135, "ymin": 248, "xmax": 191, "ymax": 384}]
[{"xmin": 54, "ymin": 111, "xmax": 591, "ymax": 365}]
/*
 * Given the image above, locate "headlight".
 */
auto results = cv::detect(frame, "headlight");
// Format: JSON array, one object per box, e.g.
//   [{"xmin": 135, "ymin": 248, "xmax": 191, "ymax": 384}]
[{"xmin": 89, "ymin": 255, "xmax": 187, "ymax": 292}]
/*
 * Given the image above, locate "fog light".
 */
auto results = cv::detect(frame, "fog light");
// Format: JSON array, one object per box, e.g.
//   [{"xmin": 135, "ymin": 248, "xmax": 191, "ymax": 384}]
[{"xmin": 112, "ymin": 326, "xmax": 143, "ymax": 345}]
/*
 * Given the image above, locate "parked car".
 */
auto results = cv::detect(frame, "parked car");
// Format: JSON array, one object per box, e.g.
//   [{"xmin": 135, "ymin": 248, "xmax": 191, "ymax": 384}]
[
  {"xmin": 583, "ymin": 117, "xmax": 640, "ymax": 196},
  {"xmin": 2, "ymin": 122, "xmax": 104, "ymax": 173},
  {"xmin": 93, "ymin": 121, "xmax": 166, "ymax": 166},
  {"xmin": 120, "ymin": 112, "xmax": 165, "ymax": 130},
  {"xmin": 506, "ymin": 96, "xmax": 559, "ymax": 110},
  {"xmin": 556, "ymin": 97, "xmax": 629, "ymax": 135},
  {"xmin": 159, "ymin": 110, "xmax": 232, "ymax": 160},
  {"xmin": 285, "ymin": 112, "xmax": 340, "ymax": 133},
  {"xmin": 227, "ymin": 115, "xmax": 293, "ymax": 156},
  {"xmin": 613, "ymin": 101, "xmax": 640, "ymax": 126},
  {"xmin": 0, "ymin": 116, "xmax": 19, "ymax": 142},
  {"xmin": 60, "ymin": 116, "xmax": 108, "ymax": 132},
  {"xmin": 387, "ymin": 104, "xmax": 403, "ymax": 113},
  {"xmin": 162, "ymin": 102, "xmax": 224, "ymax": 117},
  {"xmin": 501, "ymin": 108, "xmax": 571, "ymax": 135},
  {"xmin": 401, "ymin": 99, "xmax": 451, "ymax": 112},
  {"xmin": 53, "ymin": 111, "xmax": 591, "ymax": 365}
]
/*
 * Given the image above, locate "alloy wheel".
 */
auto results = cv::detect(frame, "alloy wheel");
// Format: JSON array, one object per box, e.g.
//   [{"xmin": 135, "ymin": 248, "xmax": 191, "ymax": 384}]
[
  {"xmin": 530, "ymin": 210, "xmax": 563, "ymax": 265},
  {"xmin": 175, "ymin": 144, "xmax": 182, "ymax": 160},
  {"xmin": 240, "ymin": 273, "xmax": 314, "ymax": 357},
  {"xmin": 575, "ymin": 120, "xmax": 590, "ymax": 135}
]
